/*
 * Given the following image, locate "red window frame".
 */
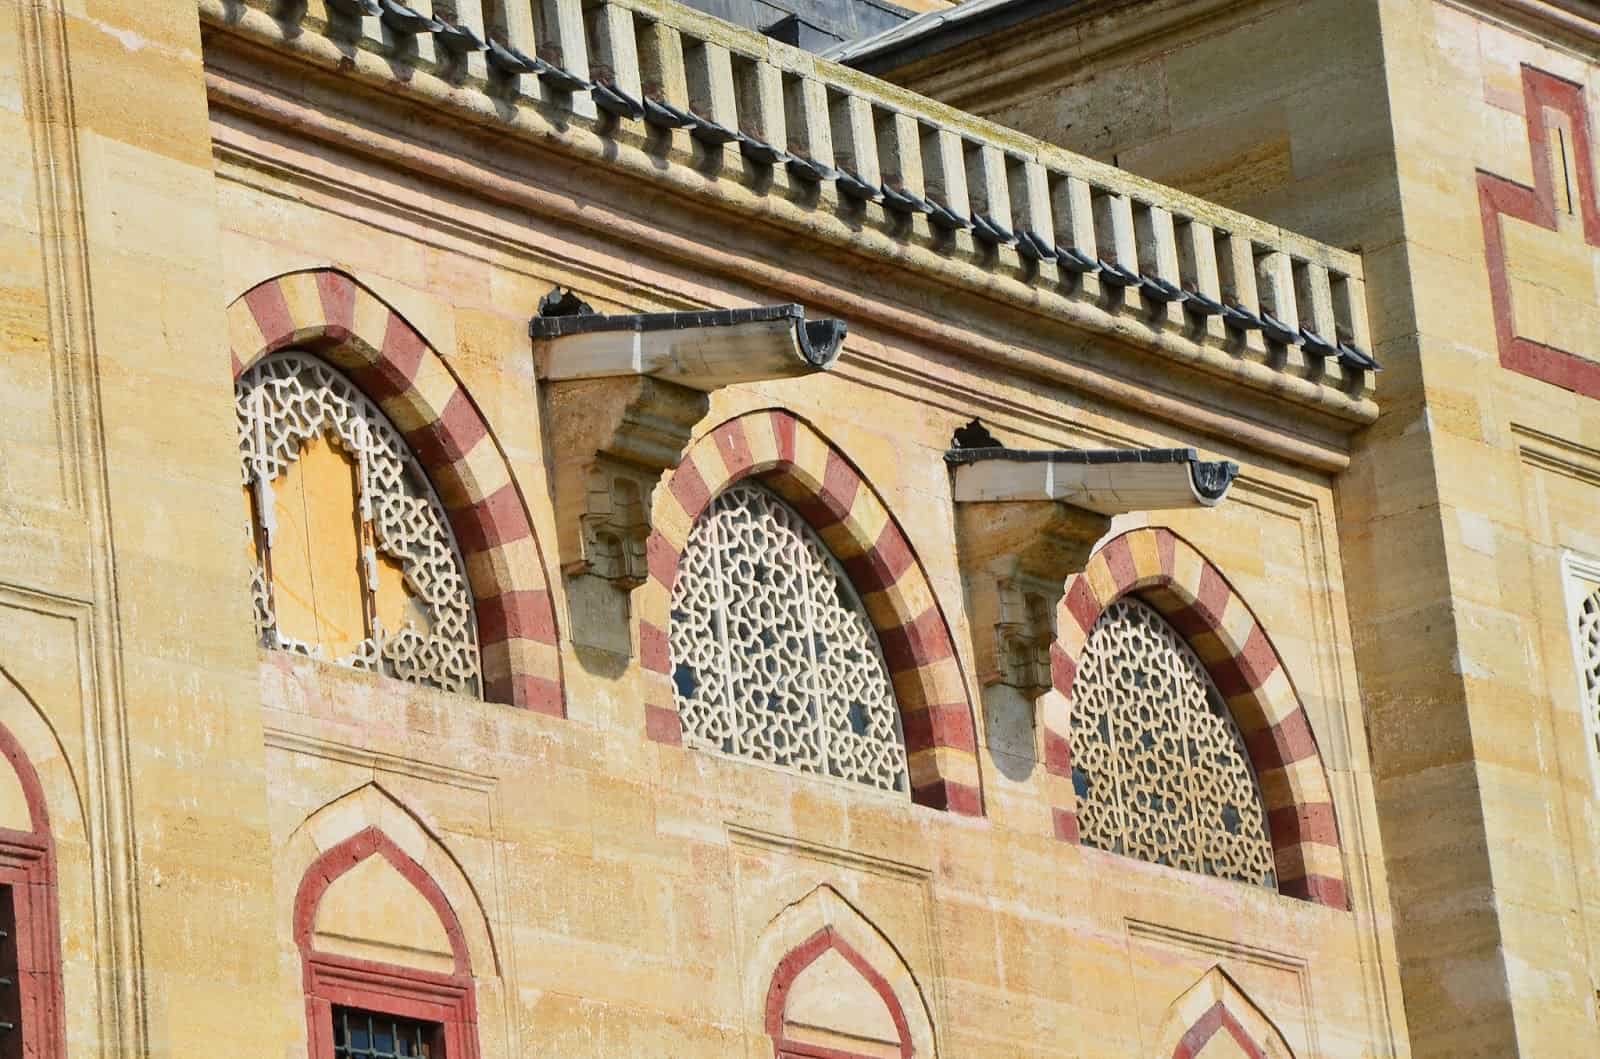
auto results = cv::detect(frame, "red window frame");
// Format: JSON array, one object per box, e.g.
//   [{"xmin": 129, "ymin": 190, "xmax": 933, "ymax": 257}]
[{"xmin": 0, "ymin": 722, "xmax": 65, "ymax": 1059}]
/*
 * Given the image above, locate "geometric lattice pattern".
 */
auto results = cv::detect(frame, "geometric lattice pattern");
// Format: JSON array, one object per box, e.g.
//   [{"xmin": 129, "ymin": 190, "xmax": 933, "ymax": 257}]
[
  {"xmin": 1576, "ymin": 586, "xmax": 1600, "ymax": 785},
  {"xmin": 237, "ymin": 352, "xmax": 481, "ymax": 695},
  {"xmin": 1070, "ymin": 597, "xmax": 1276, "ymax": 888},
  {"xmin": 227, "ymin": 269, "xmax": 562, "ymax": 714},
  {"xmin": 669, "ymin": 482, "xmax": 908, "ymax": 794},
  {"xmin": 638, "ymin": 409, "xmax": 981, "ymax": 815},
  {"xmin": 1048, "ymin": 527, "xmax": 1346, "ymax": 907}
]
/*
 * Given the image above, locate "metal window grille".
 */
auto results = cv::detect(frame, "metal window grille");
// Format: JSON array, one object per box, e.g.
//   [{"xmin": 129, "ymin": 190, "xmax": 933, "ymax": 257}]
[
  {"xmin": 1069, "ymin": 596, "xmax": 1277, "ymax": 888},
  {"xmin": 668, "ymin": 482, "xmax": 909, "ymax": 794},
  {"xmin": 235, "ymin": 352, "xmax": 482, "ymax": 696},
  {"xmin": 332, "ymin": 1007, "xmax": 435, "ymax": 1058}
]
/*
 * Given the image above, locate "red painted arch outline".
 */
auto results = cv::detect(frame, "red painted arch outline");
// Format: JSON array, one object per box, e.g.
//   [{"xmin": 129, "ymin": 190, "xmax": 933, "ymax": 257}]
[
  {"xmin": 1478, "ymin": 65, "xmax": 1600, "ymax": 398},
  {"xmin": 227, "ymin": 268, "xmax": 562, "ymax": 715},
  {"xmin": 294, "ymin": 827, "xmax": 479, "ymax": 1059},
  {"xmin": 1172, "ymin": 1001, "xmax": 1269, "ymax": 1059},
  {"xmin": 1047, "ymin": 527, "xmax": 1346, "ymax": 908},
  {"xmin": 637, "ymin": 409, "xmax": 982, "ymax": 815},
  {"xmin": 764, "ymin": 926, "xmax": 913, "ymax": 1059},
  {"xmin": 0, "ymin": 719, "xmax": 66, "ymax": 1059}
]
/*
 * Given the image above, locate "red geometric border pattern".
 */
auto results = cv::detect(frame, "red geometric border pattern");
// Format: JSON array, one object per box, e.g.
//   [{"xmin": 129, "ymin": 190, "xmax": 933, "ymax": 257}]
[
  {"xmin": 294, "ymin": 827, "xmax": 480, "ymax": 1059},
  {"xmin": 1047, "ymin": 527, "xmax": 1347, "ymax": 908},
  {"xmin": 0, "ymin": 720, "xmax": 66, "ymax": 1059},
  {"xmin": 638, "ymin": 409, "xmax": 982, "ymax": 815},
  {"xmin": 1170, "ymin": 1001, "xmax": 1269, "ymax": 1059},
  {"xmin": 226, "ymin": 269, "xmax": 563, "ymax": 715},
  {"xmin": 1478, "ymin": 65, "xmax": 1600, "ymax": 397},
  {"xmin": 763, "ymin": 926, "xmax": 913, "ymax": 1059}
]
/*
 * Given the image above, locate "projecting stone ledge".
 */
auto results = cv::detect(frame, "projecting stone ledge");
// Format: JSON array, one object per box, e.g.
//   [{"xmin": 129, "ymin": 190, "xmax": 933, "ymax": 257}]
[
  {"xmin": 946, "ymin": 422, "xmax": 1238, "ymax": 696},
  {"xmin": 946, "ymin": 440, "xmax": 1239, "ymax": 512},
  {"xmin": 532, "ymin": 304, "xmax": 846, "ymax": 389}
]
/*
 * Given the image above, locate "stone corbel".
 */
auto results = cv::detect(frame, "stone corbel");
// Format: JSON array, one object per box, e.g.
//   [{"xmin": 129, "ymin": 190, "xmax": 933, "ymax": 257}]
[
  {"xmin": 947, "ymin": 421, "xmax": 1238, "ymax": 697},
  {"xmin": 534, "ymin": 299, "xmax": 845, "ymax": 652}
]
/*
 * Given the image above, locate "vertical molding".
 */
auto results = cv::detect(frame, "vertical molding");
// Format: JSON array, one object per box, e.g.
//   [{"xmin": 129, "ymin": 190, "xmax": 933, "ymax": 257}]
[{"xmin": 16, "ymin": 0, "xmax": 149, "ymax": 1051}]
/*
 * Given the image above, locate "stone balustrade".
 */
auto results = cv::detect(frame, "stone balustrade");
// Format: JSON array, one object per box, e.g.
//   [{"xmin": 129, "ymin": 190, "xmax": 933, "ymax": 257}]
[{"xmin": 202, "ymin": 0, "xmax": 1378, "ymax": 423}]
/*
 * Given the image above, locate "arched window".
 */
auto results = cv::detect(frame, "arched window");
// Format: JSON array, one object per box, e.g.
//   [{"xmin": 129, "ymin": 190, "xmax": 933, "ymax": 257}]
[
  {"xmin": 1562, "ymin": 555, "xmax": 1600, "ymax": 795},
  {"xmin": 295, "ymin": 827, "xmax": 480, "ymax": 1059},
  {"xmin": 669, "ymin": 481, "xmax": 909, "ymax": 794},
  {"xmin": 1069, "ymin": 596, "xmax": 1276, "ymax": 887},
  {"xmin": 236, "ymin": 352, "xmax": 481, "ymax": 696}
]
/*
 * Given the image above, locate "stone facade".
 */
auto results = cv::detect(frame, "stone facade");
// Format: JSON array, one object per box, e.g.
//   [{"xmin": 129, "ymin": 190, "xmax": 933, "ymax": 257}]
[{"xmin": 3, "ymin": 0, "xmax": 1597, "ymax": 1054}]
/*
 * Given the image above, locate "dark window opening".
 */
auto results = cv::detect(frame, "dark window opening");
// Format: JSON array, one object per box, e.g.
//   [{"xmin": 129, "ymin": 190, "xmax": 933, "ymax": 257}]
[
  {"xmin": 332, "ymin": 1007, "xmax": 440, "ymax": 1059},
  {"xmin": 0, "ymin": 885, "xmax": 18, "ymax": 1059}
]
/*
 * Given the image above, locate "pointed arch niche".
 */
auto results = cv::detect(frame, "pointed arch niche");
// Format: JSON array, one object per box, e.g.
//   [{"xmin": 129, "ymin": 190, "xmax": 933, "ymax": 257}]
[
  {"xmin": 285, "ymin": 784, "xmax": 499, "ymax": 1059},
  {"xmin": 747, "ymin": 886, "xmax": 936, "ymax": 1059},
  {"xmin": 227, "ymin": 268, "xmax": 562, "ymax": 715},
  {"xmin": 1154, "ymin": 967, "xmax": 1297, "ymax": 1059},
  {"xmin": 1046, "ymin": 527, "xmax": 1347, "ymax": 909},
  {"xmin": 638, "ymin": 409, "xmax": 981, "ymax": 815}
]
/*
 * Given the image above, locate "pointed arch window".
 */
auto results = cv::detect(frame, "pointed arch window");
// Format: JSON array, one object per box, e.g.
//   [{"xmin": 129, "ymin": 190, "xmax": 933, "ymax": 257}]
[
  {"xmin": 1562, "ymin": 554, "xmax": 1600, "ymax": 796},
  {"xmin": 669, "ymin": 481, "xmax": 909, "ymax": 794},
  {"xmin": 1069, "ymin": 596, "xmax": 1276, "ymax": 887},
  {"xmin": 236, "ymin": 352, "xmax": 481, "ymax": 696}
]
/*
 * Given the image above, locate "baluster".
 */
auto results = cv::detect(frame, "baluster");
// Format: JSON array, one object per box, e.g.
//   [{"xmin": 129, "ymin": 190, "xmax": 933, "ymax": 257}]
[
  {"xmin": 966, "ymin": 143, "xmax": 1015, "ymax": 252},
  {"xmin": 731, "ymin": 52, "xmax": 786, "ymax": 164},
  {"xmin": 1293, "ymin": 259, "xmax": 1339, "ymax": 377},
  {"xmin": 1010, "ymin": 157, "xmax": 1054, "ymax": 278},
  {"xmin": 1216, "ymin": 232, "xmax": 1266, "ymax": 354},
  {"xmin": 1254, "ymin": 248, "xmax": 1300, "ymax": 347},
  {"xmin": 876, "ymin": 109, "xmax": 928, "ymax": 223},
  {"xmin": 1049, "ymin": 172, "xmax": 1100, "ymax": 298},
  {"xmin": 1175, "ymin": 219, "xmax": 1226, "ymax": 341},
  {"xmin": 920, "ymin": 124, "xmax": 971, "ymax": 247},
  {"xmin": 637, "ymin": 19, "xmax": 691, "ymax": 135},
  {"xmin": 1333, "ymin": 271, "xmax": 1374, "ymax": 373},
  {"xmin": 828, "ymin": 90, "xmax": 881, "ymax": 201},
  {"xmin": 782, "ymin": 73, "xmax": 835, "ymax": 182},
  {"xmin": 1134, "ymin": 202, "xmax": 1184, "ymax": 325},
  {"xmin": 587, "ymin": 1, "xmax": 643, "ymax": 120},
  {"xmin": 480, "ymin": 0, "xmax": 544, "ymax": 101},
  {"xmin": 683, "ymin": 37, "xmax": 740, "ymax": 154},
  {"xmin": 534, "ymin": 0, "xmax": 593, "ymax": 115},
  {"xmin": 1092, "ymin": 188, "xmax": 1138, "ymax": 308}
]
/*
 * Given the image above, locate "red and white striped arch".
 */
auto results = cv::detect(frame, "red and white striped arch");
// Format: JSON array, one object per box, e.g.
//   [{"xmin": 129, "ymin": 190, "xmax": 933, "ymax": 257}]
[
  {"xmin": 1046, "ymin": 527, "xmax": 1346, "ymax": 908},
  {"xmin": 227, "ymin": 268, "xmax": 563, "ymax": 715},
  {"xmin": 637, "ymin": 409, "xmax": 982, "ymax": 815}
]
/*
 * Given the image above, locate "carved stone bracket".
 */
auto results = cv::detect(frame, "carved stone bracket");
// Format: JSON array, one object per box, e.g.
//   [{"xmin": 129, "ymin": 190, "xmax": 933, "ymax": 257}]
[
  {"xmin": 947, "ymin": 422, "xmax": 1239, "ymax": 696},
  {"xmin": 955, "ymin": 497, "xmax": 1109, "ymax": 694},
  {"xmin": 534, "ymin": 301, "xmax": 845, "ymax": 652}
]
